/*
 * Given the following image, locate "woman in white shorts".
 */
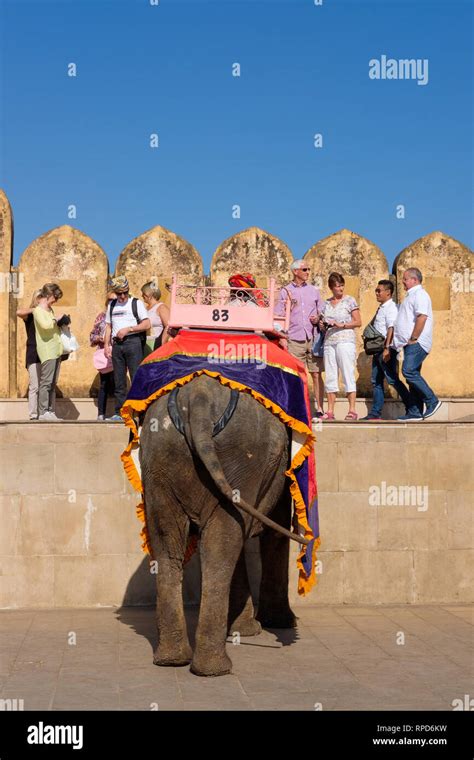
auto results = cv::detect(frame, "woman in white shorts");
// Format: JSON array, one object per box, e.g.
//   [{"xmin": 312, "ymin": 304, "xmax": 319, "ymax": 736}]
[{"xmin": 318, "ymin": 272, "xmax": 361, "ymax": 421}]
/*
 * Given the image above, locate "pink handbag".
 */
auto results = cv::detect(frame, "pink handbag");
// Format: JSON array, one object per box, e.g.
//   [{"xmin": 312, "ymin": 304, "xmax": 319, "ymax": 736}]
[{"xmin": 93, "ymin": 348, "xmax": 113, "ymax": 374}]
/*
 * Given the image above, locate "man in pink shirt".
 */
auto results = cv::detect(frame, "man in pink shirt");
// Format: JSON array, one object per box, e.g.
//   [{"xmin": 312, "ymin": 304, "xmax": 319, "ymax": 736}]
[{"xmin": 276, "ymin": 260, "xmax": 325, "ymax": 419}]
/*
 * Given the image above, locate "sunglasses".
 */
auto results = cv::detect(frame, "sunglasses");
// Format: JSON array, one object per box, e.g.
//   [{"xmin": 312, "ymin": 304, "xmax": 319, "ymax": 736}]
[{"xmin": 299, "ymin": 268, "xmax": 310, "ymax": 272}]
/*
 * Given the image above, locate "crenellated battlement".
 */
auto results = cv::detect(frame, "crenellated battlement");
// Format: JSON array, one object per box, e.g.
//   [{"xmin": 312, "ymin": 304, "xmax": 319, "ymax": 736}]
[{"xmin": 0, "ymin": 189, "xmax": 472, "ymax": 400}]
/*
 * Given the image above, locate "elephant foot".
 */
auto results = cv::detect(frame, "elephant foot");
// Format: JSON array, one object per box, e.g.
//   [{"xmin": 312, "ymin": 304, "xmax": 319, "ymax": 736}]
[
  {"xmin": 153, "ymin": 642, "xmax": 192, "ymax": 667},
  {"xmin": 228, "ymin": 616, "xmax": 262, "ymax": 637},
  {"xmin": 257, "ymin": 607, "xmax": 298, "ymax": 629},
  {"xmin": 190, "ymin": 650, "xmax": 233, "ymax": 677}
]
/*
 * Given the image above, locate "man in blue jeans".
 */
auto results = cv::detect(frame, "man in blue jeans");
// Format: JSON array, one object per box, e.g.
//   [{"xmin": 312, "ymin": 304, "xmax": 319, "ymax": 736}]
[
  {"xmin": 393, "ymin": 268, "xmax": 442, "ymax": 422},
  {"xmin": 361, "ymin": 280, "xmax": 411, "ymax": 420},
  {"xmin": 103, "ymin": 276, "xmax": 151, "ymax": 421}
]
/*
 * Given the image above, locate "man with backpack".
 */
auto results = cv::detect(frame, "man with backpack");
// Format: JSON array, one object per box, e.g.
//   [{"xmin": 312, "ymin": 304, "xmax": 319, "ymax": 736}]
[{"xmin": 104, "ymin": 276, "xmax": 151, "ymax": 421}]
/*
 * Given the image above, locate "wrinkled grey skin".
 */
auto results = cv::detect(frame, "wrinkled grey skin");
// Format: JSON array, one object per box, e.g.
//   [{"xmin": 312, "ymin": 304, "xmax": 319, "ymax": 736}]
[{"xmin": 139, "ymin": 375, "xmax": 297, "ymax": 677}]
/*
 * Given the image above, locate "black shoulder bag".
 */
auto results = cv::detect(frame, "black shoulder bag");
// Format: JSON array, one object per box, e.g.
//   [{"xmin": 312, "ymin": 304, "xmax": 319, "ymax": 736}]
[{"xmin": 362, "ymin": 308, "xmax": 386, "ymax": 355}]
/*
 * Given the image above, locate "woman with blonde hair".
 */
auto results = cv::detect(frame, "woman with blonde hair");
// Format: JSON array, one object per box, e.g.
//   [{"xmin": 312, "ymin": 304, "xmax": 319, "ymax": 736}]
[
  {"xmin": 33, "ymin": 283, "xmax": 64, "ymax": 421},
  {"xmin": 318, "ymin": 272, "xmax": 361, "ymax": 421},
  {"xmin": 141, "ymin": 281, "xmax": 170, "ymax": 351},
  {"xmin": 16, "ymin": 289, "xmax": 43, "ymax": 420}
]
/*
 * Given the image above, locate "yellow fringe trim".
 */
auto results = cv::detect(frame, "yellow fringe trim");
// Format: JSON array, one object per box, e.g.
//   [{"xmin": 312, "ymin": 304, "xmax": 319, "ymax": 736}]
[
  {"xmin": 135, "ymin": 501, "xmax": 152, "ymax": 555},
  {"xmin": 120, "ymin": 369, "xmax": 319, "ymax": 595}
]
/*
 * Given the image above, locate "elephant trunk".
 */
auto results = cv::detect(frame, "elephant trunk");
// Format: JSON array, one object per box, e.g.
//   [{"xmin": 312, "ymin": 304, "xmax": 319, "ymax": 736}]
[{"xmin": 184, "ymin": 389, "xmax": 309, "ymax": 547}]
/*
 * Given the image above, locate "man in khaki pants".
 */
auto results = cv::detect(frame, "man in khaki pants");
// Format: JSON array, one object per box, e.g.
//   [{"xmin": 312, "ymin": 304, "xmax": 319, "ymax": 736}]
[{"xmin": 276, "ymin": 260, "xmax": 325, "ymax": 420}]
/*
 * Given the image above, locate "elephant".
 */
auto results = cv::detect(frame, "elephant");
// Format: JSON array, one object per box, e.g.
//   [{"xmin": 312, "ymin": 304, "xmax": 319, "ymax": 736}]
[{"xmin": 139, "ymin": 374, "xmax": 308, "ymax": 677}]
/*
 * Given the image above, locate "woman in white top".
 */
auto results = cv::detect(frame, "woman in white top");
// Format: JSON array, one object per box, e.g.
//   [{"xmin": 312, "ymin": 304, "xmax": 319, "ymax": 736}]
[
  {"xmin": 318, "ymin": 272, "xmax": 361, "ymax": 421},
  {"xmin": 141, "ymin": 281, "xmax": 170, "ymax": 351}
]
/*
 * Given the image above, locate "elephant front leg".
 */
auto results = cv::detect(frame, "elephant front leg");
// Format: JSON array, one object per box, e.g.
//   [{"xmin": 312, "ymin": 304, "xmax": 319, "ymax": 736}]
[
  {"xmin": 257, "ymin": 493, "xmax": 298, "ymax": 629},
  {"xmin": 227, "ymin": 549, "xmax": 261, "ymax": 637},
  {"xmin": 191, "ymin": 514, "xmax": 244, "ymax": 677}
]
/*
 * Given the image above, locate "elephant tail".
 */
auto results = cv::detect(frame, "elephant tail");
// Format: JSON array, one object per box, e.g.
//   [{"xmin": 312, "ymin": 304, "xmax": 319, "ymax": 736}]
[{"xmin": 184, "ymin": 386, "xmax": 309, "ymax": 547}]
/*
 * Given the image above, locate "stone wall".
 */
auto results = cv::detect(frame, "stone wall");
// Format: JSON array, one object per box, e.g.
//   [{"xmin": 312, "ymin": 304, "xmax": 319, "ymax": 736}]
[
  {"xmin": 210, "ymin": 227, "xmax": 293, "ymax": 288},
  {"xmin": 304, "ymin": 229, "xmax": 390, "ymax": 395},
  {"xmin": 0, "ymin": 191, "xmax": 13, "ymax": 397},
  {"xmin": 289, "ymin": 423, "xmax": 473, "ymax": 606},
  {"xmin": 16, "ymin": 226, "xmax": 109, "ymax": 398},
  {"xmin": 1, "ymin": 188, "xmax": 472, "ymax": 399},
  {"xmin": 0, "ymin": 422, "xmax": 472, "ymax": 608},
  {"xmin": 115, "ymin": 225, "xmax": 203, "ymax": 308},
  {"xmin": 394, "ymin": 232, "xmax": 474, "ymax": 398}
]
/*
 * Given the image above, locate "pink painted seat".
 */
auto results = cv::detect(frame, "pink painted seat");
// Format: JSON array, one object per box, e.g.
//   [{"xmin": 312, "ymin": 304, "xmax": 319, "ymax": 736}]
[{"xmin": 168, "ymin": 275, "xmax": 290, "ymax": 335}]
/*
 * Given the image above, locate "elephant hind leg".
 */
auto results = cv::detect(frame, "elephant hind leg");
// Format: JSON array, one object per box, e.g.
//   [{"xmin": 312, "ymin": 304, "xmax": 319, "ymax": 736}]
[
  {"xmin": 153, "ymin": 555, "xmax": 193, "ymax": 666},
  {"xmin": 191, "ymin": 511, "xmax": 245, "ymax": 677},
  {"xmin": 257, "ymin": 491, "xmax": 298, "ymax": 630},
  {"xmin": 153, "ymin": 559, "xmax": 193, "ymax": 666},
  {"xmin": 147, "ymin": 497, "xmax": 192, "ymax": 667},
  {"xmin": 228, "ymin": 549, "xmax": 261, "ymax": 637}
]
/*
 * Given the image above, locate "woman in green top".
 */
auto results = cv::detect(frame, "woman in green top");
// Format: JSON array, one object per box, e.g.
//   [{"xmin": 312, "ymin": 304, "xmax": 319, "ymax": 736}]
[{"xmin": 33, "ymin": 283, "xmax": 64, "ymax": 421}]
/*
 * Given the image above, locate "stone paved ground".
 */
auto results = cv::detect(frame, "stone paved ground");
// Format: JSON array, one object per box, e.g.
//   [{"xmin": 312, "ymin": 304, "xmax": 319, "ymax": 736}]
[{"xmin": 0, "ymin": 605, "xmax": 472, "ymax": 711}]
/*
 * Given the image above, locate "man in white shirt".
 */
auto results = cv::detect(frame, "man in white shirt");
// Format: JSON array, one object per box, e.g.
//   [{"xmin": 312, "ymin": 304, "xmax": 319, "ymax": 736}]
[
  {"xmin": 361, "ymin": 279, "xmax": 411, "ymax": 420},
  {"xmin": 393, "ymin": 268, "xmax": 441, "ymax": 422},
  {"xmin": 104, "ymin": 276, "xmax": 151, "ymax": 421}
]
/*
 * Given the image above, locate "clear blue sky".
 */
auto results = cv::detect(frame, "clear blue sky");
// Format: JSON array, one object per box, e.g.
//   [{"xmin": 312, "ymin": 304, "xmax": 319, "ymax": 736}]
[{"xmin": 1, "ymin": 0, "xmax": 472, "ymax": 271}]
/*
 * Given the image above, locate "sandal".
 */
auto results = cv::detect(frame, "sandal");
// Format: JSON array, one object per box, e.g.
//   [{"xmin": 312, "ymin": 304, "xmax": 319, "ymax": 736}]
[
  {"xmin": 344, "ymin": 411, "xmax": 358, "ymax": 421},
  {"xmin": 321, "ymin": 411, "xmax": 335, "ymax": 420}
]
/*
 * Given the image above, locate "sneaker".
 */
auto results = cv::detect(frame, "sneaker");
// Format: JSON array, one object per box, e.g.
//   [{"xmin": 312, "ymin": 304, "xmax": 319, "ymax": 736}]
[
  {"xmin": 38, "ymin": 413, "xmax": 51, "ymax": 421},
  {"xmin": 29, "ymin": 415, "xmax": 38, "ymax": 421},
  {"xmin": 423, "ymin": 400, "xmax": 443, "ymax": 420},
  {"xmin": 105, "ymin": 414, "xmax": 123, "ymax": 422},
  {"xmin": 397, "ymin": 413, "xmax": 423, "ymax": 422},
  {"xmin": 97, "ymin": 415, "xmax": 105, "ymax": 421},
  {"xmin": 313, "ymin": 410, "xmax": 324, "ymax": 419},
  {"xmin": 45, "ymin": 411, "xmax": 63, "ymax": 421},
  {"xmin": 360, "ymin": 415, "xmax": 382, "ymax": 421}
]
